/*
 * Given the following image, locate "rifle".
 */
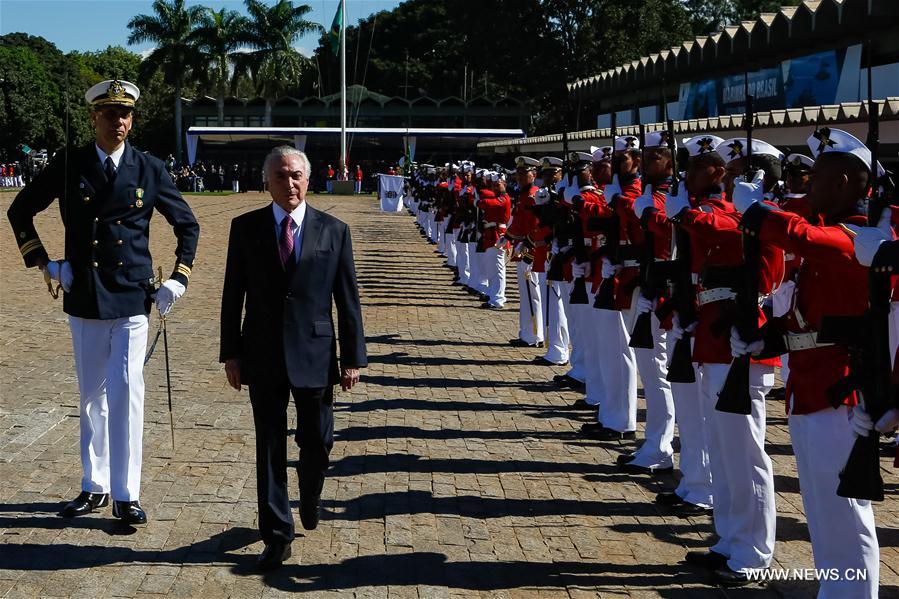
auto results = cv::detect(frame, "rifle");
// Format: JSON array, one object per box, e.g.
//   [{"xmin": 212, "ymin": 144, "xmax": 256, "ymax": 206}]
[
  {"xmin": 818, "ymin": 40, "xmax": 894, "ymax": 501},
  {"xmin": 593, "ymin": 113, "xmax": 620, "ymax": 310},
  {"xmin": 663, "ymin": 127, "xmax": 697, "ymax": 383},
  {"xmin": 629, "ymin": 123, "xmax": 655, "ymax": 348},
  {"xmin": 569, "ymin": 159, "xmax": 590, "ymax": 304},
  {"xmin": 716, "ymin": 73, "xmax": 759, "ymax": 415}
]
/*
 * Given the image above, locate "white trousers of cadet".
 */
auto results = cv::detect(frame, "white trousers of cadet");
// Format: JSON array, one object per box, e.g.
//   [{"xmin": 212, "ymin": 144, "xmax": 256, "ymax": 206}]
[
  {"xmin": 427, "ymin": 213, "xmax": 436, "ymax": 242},
  {"xmin": 446, "ymin": 229, "xmax": 458, "ymax": 267},
  {"xmin": 789, "ymin": 406, "xmax": 879, "ymax": 599},
  {"xmin": 456, "ymin": 240, "xmax": 471, "ymax": 285},
  {"xmin": 484, "ymin": 247, "xmax": 507, "ymax": 307},
  {"xmin": 595, "ymin": 304, "xmax": 638, "ymax": 433},
  {"xmin": 890, "ymin": 301, "xmax": 899, "ymax": 367},
  {"xmin": 466, "ymin": 243, "xmax": 480, "ymax": 290},
  {"xmin": 580, "ymin": 290, "xmax": 606, "ymax": 409},
  {"xmin": 702, "ymin": 362, "xmax": 776, "ymax": 572},
  {"xmin": 437, "ymin": 220, "xmax": 446, "ymax": 255},
  {"xmin": 772, "ymin": 280, "xmax": 796, "ymax": 386},
  {"xmin": 561, "ymin": 281, "xmax": 585, "ymax": 382},
  {"xmin": 628, "ymin": 309, "xmax": 676, "ymax": 469},
  {"xmin": 671, "ymin": 362, "xmax": 714, "ymax": 508},
  {"xmin": 517, "ymin": 262, "xmax": 543, "ymax": 344},
  {"xmin": 543, "ymin": 278, "xmax": 570, "ymax": 365},
  {"xmin": 70, "ymin": 314, "xmax": 149, "ymax": 501}
]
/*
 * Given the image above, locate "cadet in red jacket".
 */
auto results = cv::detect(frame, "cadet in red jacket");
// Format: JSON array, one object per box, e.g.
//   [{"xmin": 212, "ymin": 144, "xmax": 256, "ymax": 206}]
[
  {"xmin": 580, "ymin": 137, "xmax": 642, "ymax": 442},
  {"xmin": 731, "ymin": 129, "xmax": 881, "ymax": 597},
  {"xmin": 478, "ymin": 171, "xmax": 511, "ymax": 309},
  {"xmin": 536, "ymin": 156, "xmax": 570, "ymax": 367},
  {"xmin": 505, "ymin": 156, "xmax": 545, "ymax": 346},
  {"xmin": 663, "ymin": 136, "xmax": 785, "ymax": 586}
]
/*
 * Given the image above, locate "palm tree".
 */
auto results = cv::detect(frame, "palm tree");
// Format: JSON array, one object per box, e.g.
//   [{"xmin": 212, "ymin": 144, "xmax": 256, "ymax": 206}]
[
  {"xmin": 190, "ymin": 7, "xmax": 251, "ymax": 126},
  {"xmin": 240, "ymin": 0, "xmax": 323, "ymax": 126},
  {"xmin": 127, "ymin": 0, "xmax": 204, "ymax": 163}
]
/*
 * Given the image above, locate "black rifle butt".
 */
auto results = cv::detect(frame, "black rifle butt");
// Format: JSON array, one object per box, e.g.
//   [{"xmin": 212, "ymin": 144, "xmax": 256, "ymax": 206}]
[
  {"xmin": 570, "ymin": 277, "xmax": 589, "ymax": 304},
  {"xmin": 666, "ymin": 334, "xmax": 696, "ymax": 383},
  {"xmin": 836, "ymin": 434, "xmax": 885, "ymax": 502},
  {"xmin": 628, "ymin": 312, "xmax": 654, "ymax": 349},
  {"xmin": 593, "ymin": 278, "xmax": 615, "ymax": 310},
  {"xmin": 715, "ymin": 355, "xmax": 753, "ymax": 415}
]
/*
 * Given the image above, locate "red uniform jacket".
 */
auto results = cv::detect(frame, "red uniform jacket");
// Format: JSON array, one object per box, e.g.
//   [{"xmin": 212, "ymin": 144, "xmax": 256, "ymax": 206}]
[
  {"xmin": 758, "ymin": 209, "xmax": 872, "ymax": 414},
  {"xmin": 778, "ymin": 194, "xmax": 813, "ymax": 280},
  {"xmin": 477, "ymin": 189, "xmax": 511, "ymax": 250},
  {"xmin": 679, "ymin": 191, "xmax": 784, "ymax": 365},
  {"xmin": 506, "ymin": 184, "xmax": 552, "ymax": 272}
]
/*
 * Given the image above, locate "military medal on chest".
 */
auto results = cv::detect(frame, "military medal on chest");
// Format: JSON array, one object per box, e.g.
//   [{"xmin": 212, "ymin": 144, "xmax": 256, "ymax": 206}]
[{"xmin": 135, "ymin": 187, "xmax": 144, "ymax": 208}]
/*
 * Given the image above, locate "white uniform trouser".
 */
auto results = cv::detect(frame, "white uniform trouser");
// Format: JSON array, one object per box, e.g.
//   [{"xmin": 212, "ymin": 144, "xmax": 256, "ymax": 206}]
[
  {"xmin": 671, "ymin": 362, "xmax": 714, "ymax": 508},
  {"xmin": 543, "ymin": 278, "xmax": 570, "ymax": 365},
  {"xmin": 70, "ymin": 314, "xmax": 149, "ymax": 501},
  {"xmin": 517, "ymin": 262, "xmax": 543, "ymax": 344},
  {"xmin": 426, "ymin": 213, "xmax": 436, "ymax": 242},
  {"xmin": 580, "ymin": 290, "xmax": 606, "ymax": 409},
  {"xmin": 437, "ymin": 220, "xmax": 446, "ymax": 255},
  {"xmin": 702, "ymin": 362, "xmax": 776, "ymax": 572},
  {"xmin": 469, "ymin": 245, "xmax": 489, "ymax": 294},
  {"xmin": 890, "ymin": 301, "xmax": 899, "ymax": 367},
  {"xmin": 446, "ymin": 229, "xmax": 458, "ymax": 268},
  {"xmin": 456, "ymin": 240, "xmax": 471, "ymax": 285},
  {"xmin": 561, "ymin": 281, "xmax": 585, "ymax": 382},
  {"xmin": 790, "ymin": 406, "xmax": 879, "ymax": 598},
  {"xmin": 484, "ymin": 247, "xmax": 506, "ymax": 307},
  {"xmin": 628, "ymin": 308, "xmax": 676, "ymax": 469},
  {"xmin": 595, "ymin": 305, "xmax": 638, "ymax": 432},
  {"xmin": 772, "ymin": 280, "xmax": 796, "ymax": 386}
]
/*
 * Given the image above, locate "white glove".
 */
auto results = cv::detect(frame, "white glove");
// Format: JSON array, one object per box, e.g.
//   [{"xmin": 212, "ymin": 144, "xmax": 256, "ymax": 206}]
[
  {"xmin": 495, "ymin": 235, "xmax": 508, "ymax": 249},
  {"xmin": 563, "ymin": 179, "xmax": 579, "ymax": 204},
  {"xmin": 633, "ymin": 184, "xmax": 655, "ymax": 218},
  {"xmin": 535, "ymin": 187, "xmax": 551, "ymax": 206},
  {"xmin": 845, "ymin": 208, "xmax": 892, "ymax": 267},
  {"xmin": 46, "ymin": 260, "xmax": 73, "ymax": 292},
  {"xmin": 603, "ymin": 174, "xmax": 621, "ymax": 203},
  {"xmin": 876, "ymin": 407, "xmax": 899, "ymax": 433},
  {"xmin": 669, "ymin": 313, "xmax": 698, "ymax": 342},
  {"xmin": 601, "ymin": 257, "xmax": 620, "ymax": 279},
  {"xmin": 729, "ymin": 325, "xmax": 764, "ymax": 358},
  {"xmin": 513, "ymin": 241, "xmax": 524, "ymax": 254},
  {"xmin": 571, "ymin": 261, "xmax": 591, "ymax": 279},
  {"xmin": 732, "ymin": 169, "xmax": 765, "ymax": 213},
  {"xmin": 155, "ymin": 279, "xmax": 186, "ymax": 317},
  {"xmin": 849, "ymin": 406, "xmax": 875, "ymax": 438},
  {"xmin": 664, "ymin": 181, "xmax": 690, "ymax": 218},
  {"xmin": 635, "ymin": 295, "xmax": 654, "ymax": 314}
]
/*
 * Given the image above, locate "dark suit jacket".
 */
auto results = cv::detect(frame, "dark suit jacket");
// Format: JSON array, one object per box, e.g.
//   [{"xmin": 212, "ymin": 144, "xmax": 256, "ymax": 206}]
[
  {"xmin": 7, "ymin": 142, "xmax": 199, "ymax": 319},
  {"xmin": 219, "ymin": 203, "xmax": 367, "ymax": 388}
]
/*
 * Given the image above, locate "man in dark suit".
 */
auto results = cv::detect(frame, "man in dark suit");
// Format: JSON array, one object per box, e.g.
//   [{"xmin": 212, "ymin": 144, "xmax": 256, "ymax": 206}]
[
  {"xmin": 219, "ymin": 146, "xmax": 367, "ymax": 570},
  {"xmin": 7, "ymin": 79, "xmax": 200, "ymax": 525}
]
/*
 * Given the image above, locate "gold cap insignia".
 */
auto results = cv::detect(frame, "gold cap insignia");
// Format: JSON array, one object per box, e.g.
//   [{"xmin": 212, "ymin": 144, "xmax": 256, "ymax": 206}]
[
  {"xmin": 135, "ymin": 199, "xmax": 144, "ymax": 208},
  {"xmin": 727, "ymin": 140, "xmax": 745, "ymax": 159}
]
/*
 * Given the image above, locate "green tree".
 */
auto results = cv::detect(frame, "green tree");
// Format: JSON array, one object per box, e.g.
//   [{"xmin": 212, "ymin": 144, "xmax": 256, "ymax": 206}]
[
  {"xmin": 682, "ymin": 0, "xmax": 802, "ymax": 34},
  {"xmin": 189, "ymin": 7, "xmax": 251, "ymax": 125},
  {"xmin": 127, "ymin": 0, "xmax": 204, "ymax": 163},
  {"xmin": 240, "ymin": 0, "xmax": 322, "ymax": 125}
]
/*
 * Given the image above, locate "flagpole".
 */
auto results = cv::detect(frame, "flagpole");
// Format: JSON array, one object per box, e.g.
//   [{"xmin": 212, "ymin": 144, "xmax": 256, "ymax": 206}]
[{"xmin": 340, "ymin": 0, "xmax": 347, "ymax": 180}]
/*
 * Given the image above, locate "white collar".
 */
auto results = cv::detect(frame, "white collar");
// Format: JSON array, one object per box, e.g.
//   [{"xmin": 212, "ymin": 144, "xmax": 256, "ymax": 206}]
[
  {"xmin": 95, "ymin": 143, "xmax": 126, "ymax": 168},
  {"xmin": 272, "ymin": 200, "xmax": 307, "ymax": 229}
]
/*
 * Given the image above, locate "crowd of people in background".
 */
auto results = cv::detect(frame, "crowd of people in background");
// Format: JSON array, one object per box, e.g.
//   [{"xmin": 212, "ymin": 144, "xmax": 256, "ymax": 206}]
[{"xmin": 1, "ymin": 163, "xmax": 25, "ymax": 188}]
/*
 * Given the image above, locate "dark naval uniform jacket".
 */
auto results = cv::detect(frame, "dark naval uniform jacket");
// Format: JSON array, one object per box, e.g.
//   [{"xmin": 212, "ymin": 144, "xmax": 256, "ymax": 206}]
[
  {"xmin": 7, "ymin": 141, "xmax": 200, "ymax": 319},
  {"xmin": 219, "ymin": 204, "xmax": 367, "ymax": 388}
]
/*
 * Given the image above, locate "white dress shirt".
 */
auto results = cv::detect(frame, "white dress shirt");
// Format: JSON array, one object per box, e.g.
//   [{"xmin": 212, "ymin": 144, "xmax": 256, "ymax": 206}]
[
  {"xmin": 95, "ymin": 143, "xmax": 126, "ymax": 169},
  {"xmin": 272, "ymin": 200, "xmax": 307, "ymax": 263}
]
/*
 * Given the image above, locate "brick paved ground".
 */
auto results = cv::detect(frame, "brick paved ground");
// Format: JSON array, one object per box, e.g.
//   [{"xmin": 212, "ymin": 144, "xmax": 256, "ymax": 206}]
[{"xmin": 0, "ymin": 190, "xmax": 896, "ymax": 598}]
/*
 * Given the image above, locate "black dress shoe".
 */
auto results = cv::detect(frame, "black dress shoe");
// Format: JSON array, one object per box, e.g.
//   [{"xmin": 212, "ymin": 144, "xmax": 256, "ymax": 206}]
[
  {"xmin": 685, "ymin": 550, "xmax": 728, "ymax": 570},
  {"xmin": 112, "ymin": 500, "xmax": 147, "ymax": 524},
  {"xmin": 299, "ymin": 491, "xmax": 321, "ymax": 530},
  {"xmin": 59, "ymin": 491, "xmax": 109, "ymax": 517},
  {"xmin": 712, "ymin": 565, "xmax": 753, "ymax": 587},
  {"xmin": 619, "ymin": 462, "xmax": 675, "ymax": 475},
  {"xmin": 580, "ymin": 422, "xmax": 604, "ymax": 435},
  {"xmin": 656, "ymin": 491, "xmax": 684, "ymax": 506},
  {"xmin": 509, "ymin": 338, "xmax": 539, "ymax": 348},
  {"xmin": 257, "ymin": 541, "xmax": 291, "ymax": 571},
  {"xmin": 616, "ymin": 453, "xmax": 636, "ymax": 465},
  {"xmin": 533, "ymin": 356, "xmax": 563, "ymax": 366},
  {"xmin": 581, "ymin": 424, "xmax": 635, "ymax": 441},
  {"xmin": 571, "ymin": 398, "xmax": 596, "ymax": 411},
  {"xmin": 553, "ymin": 374, "xmax": 585, "ymax": 390},
  {"xmin": 673, "ymin": 502, "xmax": 712, "ymax": 517}
]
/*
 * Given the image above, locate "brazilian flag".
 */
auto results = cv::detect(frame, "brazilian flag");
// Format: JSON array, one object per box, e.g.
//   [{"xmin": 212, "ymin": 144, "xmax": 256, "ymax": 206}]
[{"xmin": 329, "ymin": 0, "xmax": 343, "ymax": 56}]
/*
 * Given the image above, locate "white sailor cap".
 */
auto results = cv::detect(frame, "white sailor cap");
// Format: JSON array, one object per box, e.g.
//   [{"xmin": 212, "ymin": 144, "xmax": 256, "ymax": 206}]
[
  {"xmin": 614, "ymin": 135, "xmax": 640, "ymax": 152},
  {"xmin": 643, "ymin": 130, "xmax": 673, "ymax": 149},
  {"xmin": 475, "ymin": 168, "xmax": 487, "ymax": 179},
  {"xmin": 568, "ymin": 151, "xmax": 593, "ymax": 170},
  {"xmin": 717, "ymin": 138, "xmax": 784, "ymax": 163},
  {"xmin": 807, "ymin": 127, "xmax": 885, "ymax": 175},
  {"xmin": 515, "ymin": 156, "xmax": 540, "ymax": 169},
  {"xmin": 590, "ymin": 145, "xmax": 613, "ymax": 163},
  {"xmin": 540, "ymin": 156, "xmax": 563, "ymax": 171},
  {"xmin": 784, "ymin": 153, "xmax": 814, "ymax": 170},
  {"xmin": 683, "ymin": 135, "xmax": 724, "ymax": 157},
  {"xmin": 461, "ymin": 162, "xmax": 474, "ymax": 173},
  {"xmin": 85, "ymin": 79, "xmax": 140, "ymax": 108}
]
